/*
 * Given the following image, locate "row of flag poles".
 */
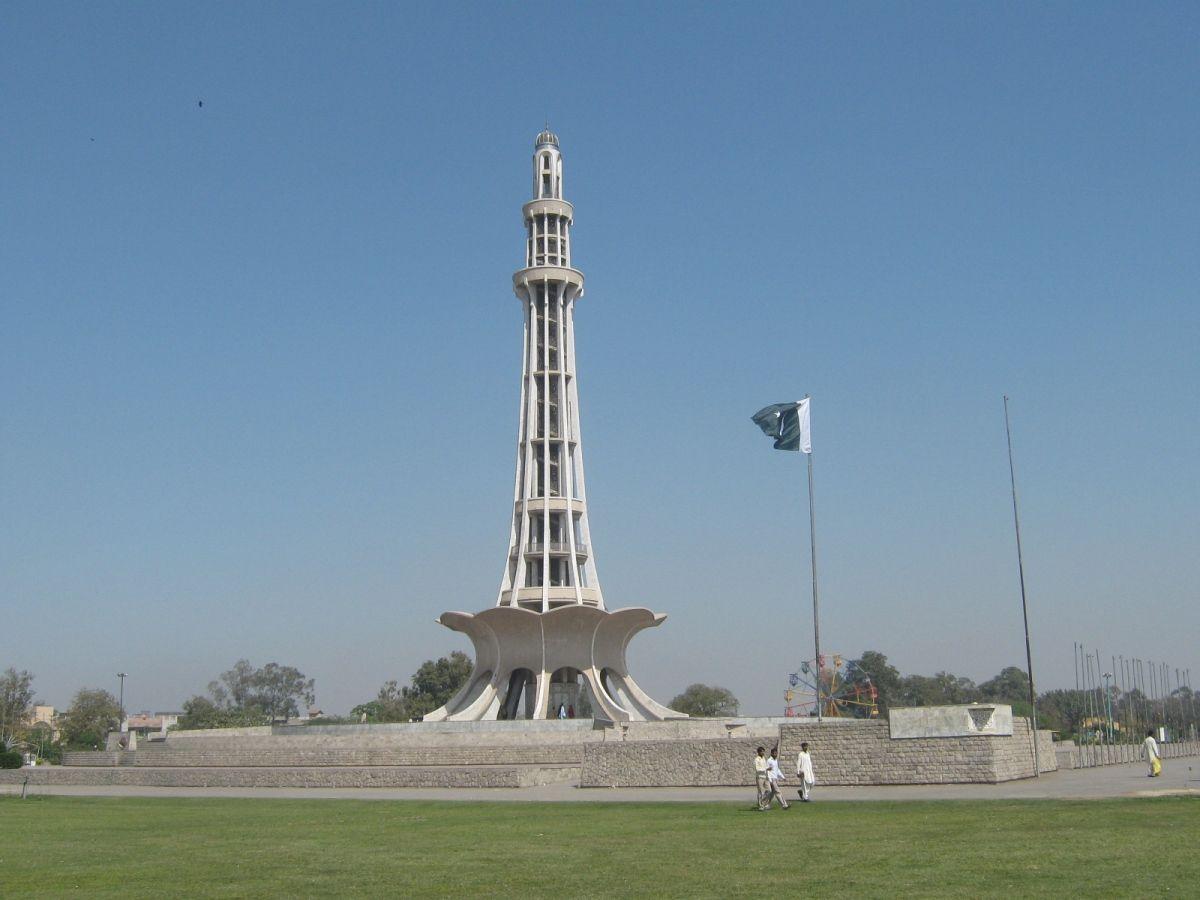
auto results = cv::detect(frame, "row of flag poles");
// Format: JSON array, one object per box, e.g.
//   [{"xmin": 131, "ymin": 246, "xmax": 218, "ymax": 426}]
[{"xmin": 751, "ymin": 396, "xmax": 1038, "ymax": 773}]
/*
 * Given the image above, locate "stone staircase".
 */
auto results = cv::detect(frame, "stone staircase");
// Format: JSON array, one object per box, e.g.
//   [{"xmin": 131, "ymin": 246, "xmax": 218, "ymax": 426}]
[
  {"xmin": 8, "ymin": 764, "xmax": 578, "ymax": 789},
  {"xmin": 54, "ymin": 728, "xmax": 590, "ymax": 788},
  {"xmin": 129, "ymin": 744, "xmax": 582, "ymax": 768}
]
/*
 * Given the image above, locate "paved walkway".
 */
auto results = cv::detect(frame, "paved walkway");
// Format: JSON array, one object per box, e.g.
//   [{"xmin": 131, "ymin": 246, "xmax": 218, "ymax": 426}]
[{"xmin": 5, "ymin": 760, "xmax": 1198, "ymax": 803}]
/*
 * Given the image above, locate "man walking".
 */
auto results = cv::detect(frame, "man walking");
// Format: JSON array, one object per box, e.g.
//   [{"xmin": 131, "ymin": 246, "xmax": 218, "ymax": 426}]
[
  {"xmin": 754, "ymin": 746, "xmax": 769, "ymax": 810},
  {"xmin": 795, "ymin": 741, "xmax": 815, "ymax": 801},
  {"xmin": 1143, "ymin": 729, "xmax": 1162, "ymax": 777},
  {"xmin": 762, "ymin": 747, "xmax": 790, "ymax": 809}
]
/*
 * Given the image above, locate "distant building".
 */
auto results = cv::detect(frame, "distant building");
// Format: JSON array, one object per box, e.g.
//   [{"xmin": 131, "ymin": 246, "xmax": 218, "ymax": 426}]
[
  {"xmin": 123, "ymin": 711, "xmax": 182, "ymax": 737},
  {"xmin": 25, "ymin": 705, "xmax": 59, "ymax": 742}
]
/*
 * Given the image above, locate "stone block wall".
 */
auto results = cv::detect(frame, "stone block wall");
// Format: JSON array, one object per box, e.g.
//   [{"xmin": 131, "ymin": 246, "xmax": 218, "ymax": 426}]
[
  {"xmin": 128, "ymin": 745, "xmax": 582, "ymax": 768},
  {"xmin": 580, "ymin": 719, "xmax": 1057, "ymax": 787},
  {"xmin": 1, "ymin": 765, "xmax": 578, "ymax": 790}
]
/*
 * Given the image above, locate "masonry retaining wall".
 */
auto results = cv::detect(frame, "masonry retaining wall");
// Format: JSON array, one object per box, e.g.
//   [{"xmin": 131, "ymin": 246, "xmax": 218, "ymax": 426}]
[
  {"xmin": 579, "ymin": 719, "xmax": 1056, "ymax": 787},
  {"xmin": 1, "ymin": 765, "xmax": 578, "ymax": 789}
]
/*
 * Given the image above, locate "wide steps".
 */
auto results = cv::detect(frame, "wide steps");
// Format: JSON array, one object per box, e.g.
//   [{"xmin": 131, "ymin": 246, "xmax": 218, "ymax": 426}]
[
  {"xmin": 130, "ymin": 745, "xmax": 582, "ymax": 768},
  {"xmin": 2, "ymin": 764, "xmax": 580, "ymax": 789}
]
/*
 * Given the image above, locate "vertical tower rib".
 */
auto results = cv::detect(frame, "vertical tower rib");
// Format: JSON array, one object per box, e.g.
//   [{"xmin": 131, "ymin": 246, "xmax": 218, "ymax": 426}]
[{"xmin": 500, "ymin": 130, "xmax": 602, "ymax": 612}]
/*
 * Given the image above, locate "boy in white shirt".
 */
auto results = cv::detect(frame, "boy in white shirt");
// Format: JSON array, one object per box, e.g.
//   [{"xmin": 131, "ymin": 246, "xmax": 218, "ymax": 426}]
[
  {"xmin": 754, "ymin": 746, "xmax": 769, "ymax": 809},
  {"xmin": 763, "ymin": 747, "xmax": 790, "ymax": 809}
]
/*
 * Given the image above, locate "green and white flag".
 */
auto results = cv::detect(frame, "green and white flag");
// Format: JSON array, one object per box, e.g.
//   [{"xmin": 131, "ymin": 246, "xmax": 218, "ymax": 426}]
[{"xmin": 751, "ymin": 399, "xmax": 811, "ymax": 453}]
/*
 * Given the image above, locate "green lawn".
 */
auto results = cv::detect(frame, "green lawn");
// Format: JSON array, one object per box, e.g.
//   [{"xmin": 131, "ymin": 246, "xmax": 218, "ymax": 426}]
[{"xmin": 1, "ymin": 796, "xmax": 1195, "ymax": 897}]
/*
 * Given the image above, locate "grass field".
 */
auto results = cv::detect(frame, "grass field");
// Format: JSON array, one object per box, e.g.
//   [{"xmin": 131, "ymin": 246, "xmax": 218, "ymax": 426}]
[{"xmin": 1, "ymin": 795, "xmax": 1195, "ymax": 897}]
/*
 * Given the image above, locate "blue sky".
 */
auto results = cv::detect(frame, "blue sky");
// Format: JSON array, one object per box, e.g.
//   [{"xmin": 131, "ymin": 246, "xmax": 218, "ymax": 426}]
[{"xmin": 2, "ymin": 3, "xmax": 1197, "ymax": 716}]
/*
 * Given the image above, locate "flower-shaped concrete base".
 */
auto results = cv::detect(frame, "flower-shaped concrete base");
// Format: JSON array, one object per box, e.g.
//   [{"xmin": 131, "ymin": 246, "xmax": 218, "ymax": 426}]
[{"xmin": 423, "ymin": 605, "xmax": 685, "ymax": 722}]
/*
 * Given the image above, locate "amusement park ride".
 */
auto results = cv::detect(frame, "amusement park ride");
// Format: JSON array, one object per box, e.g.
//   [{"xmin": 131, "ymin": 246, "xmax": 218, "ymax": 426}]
[{"xmin": 784, "ymin": 654, "xmax": 880, "ymax": 718}]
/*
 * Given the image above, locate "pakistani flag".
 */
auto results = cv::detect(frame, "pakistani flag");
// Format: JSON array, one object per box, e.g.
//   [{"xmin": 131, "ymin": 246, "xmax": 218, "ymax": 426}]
[{"xmin": 752, "ymin": 399, "xmax": 811, "ymax": 453}]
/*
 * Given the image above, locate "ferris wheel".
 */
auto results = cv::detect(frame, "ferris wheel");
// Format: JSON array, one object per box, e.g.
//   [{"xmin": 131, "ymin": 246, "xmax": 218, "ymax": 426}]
[{"xmin": 784, "ymin": 654, "xmax": 879, "ymax": 718}]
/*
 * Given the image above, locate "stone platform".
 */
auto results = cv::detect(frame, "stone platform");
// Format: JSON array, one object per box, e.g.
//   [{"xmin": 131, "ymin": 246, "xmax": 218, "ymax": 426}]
[{"xmin": 1, "ymin": 709, "xmax": 1062, "ymax": 789}]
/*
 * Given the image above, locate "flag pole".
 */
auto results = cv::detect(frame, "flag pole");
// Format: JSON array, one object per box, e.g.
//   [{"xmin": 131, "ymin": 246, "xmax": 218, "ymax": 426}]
[
  {"xmin": 1003, "ymin": 395, "xmax": 1039, "ymax": 776},
  {"xmin": 804, "ymin": 394, "xmax": 823, "ymax": 724}
]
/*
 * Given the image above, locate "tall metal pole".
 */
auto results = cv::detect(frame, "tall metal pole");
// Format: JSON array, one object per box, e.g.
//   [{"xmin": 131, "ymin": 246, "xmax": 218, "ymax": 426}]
[
  {"xmin": 1103, "ymin": 671, "xmax": 1114, "ymax": 746},
  {"xmin": 1089, "ymin": 652, "xmax": 1099, "ymax": 763},
  {"xmin": 1187, "ymin": 668, "xmax": 1193, "ymax": 744},
  {"xmin": 1149, "ymin": 660, "xmax": 1158, "ymax": 731},
  {"xmin": 117, "ymin": 672, "xmax": 128, "ymax": 726},
  {"xmin": 1112, "ymin": 656, "xmax": 1118, "ymax": 745},
  {"xmin": 1099, "ymin": 654, "xmax": 1108, "ymax": 760},
  {"xmin": 1117, "ymin": 654, "xmax": 1125, "ymax": 746},
  {"xmin": 805, "ymin": 407, "xmax": 822, "ymax": 725},
  {"xmin": 1139, "ymin": 659, "xmax": 1149, "ymax": 733},
  {"xmin": 1189, "ymin": 669, "xmax": 1196, "ymax": 740},
  {"xmin": 1002, "ymin": 396, "xmax": 1039, "ymax": 776}
]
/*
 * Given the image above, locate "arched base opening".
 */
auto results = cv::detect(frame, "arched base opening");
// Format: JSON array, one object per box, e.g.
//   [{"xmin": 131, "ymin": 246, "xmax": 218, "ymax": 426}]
[
  {"xmin": 499, "ymin": 668, "xmax": 537, "ymax": 720},
  {"xmin": 548, "ymin": 667, "xmax": 596, "ymax": 720}
]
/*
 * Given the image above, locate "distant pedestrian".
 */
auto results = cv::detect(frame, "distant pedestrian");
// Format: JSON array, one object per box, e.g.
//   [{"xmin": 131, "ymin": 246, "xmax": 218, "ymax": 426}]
[
  {"xmin": 795, "ymin": 742, "xmax": 815, "ymax": 801},
  {"xmin": 1143, "ymin": 729, "xmax": 1162, "ymax": 777},
  {"xmin": 754, "ymin": 746, "xmax": 769, "ymax": 810},
  {"xmin": 557, "ymin": 703, "xmax": 567, "ymax": 720},
  {"xmin": 762, "ymin": 747, "xmax": 790, "ymax": 809},
  {"xmin": 567, "ymin": 704, "xmax": 575, "ymax": 719}
]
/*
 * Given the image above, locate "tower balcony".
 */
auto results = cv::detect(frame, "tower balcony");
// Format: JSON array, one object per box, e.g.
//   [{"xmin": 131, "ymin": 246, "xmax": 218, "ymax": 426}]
[
  {"xmin": 522, "ymin": 198, "xmax": 574, "ymax": 222},
  {"xmin": 524, "ymin": 541, "xmax": 589, "ymax": 560},
  {"xmin": 513, "ymin": 266, "xmax": 584, "ymax": 297},
  {"xmin": 511, "ymin": 586, "xmax": 601, "ymax": 607},
  {"xmin": 531, "ymin": 429, "xmax": 578, "ymax": 444},
  {"xmin": 520, "ymin": 497, "xmax": 585, "ymax": 514}
]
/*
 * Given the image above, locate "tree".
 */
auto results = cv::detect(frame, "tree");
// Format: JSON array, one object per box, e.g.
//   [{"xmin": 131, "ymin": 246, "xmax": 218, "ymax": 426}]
[
  {"xmin": 979, "ymin": 667, "xmax": 1030, "ymax": 704},
  {"xmin": 1036, "ymin": 688, "xmax": 1089, "ymax": 738},
  {"xmin": 0, "ymin": 668, "xmax": 36, "ymax": 750},
  {"xmin": 207, "ymin": 658, "xmax": 258, "ymax": 710},
  {"xmin": 355, "ymin": 652, "xmax": 474, "ymax": 723},
  {"xmin": 179, "ymin": 660, "xmax": 317, "ymax": 729},
  {"xmin": 405, "ymin": 652, "xmax": 473, "ymax": 718},
  {"xmin": 669, "ymin": 683, "xmax": 739, "ymax": 717},
  {"xmin": 352, "ymin": 680, "xmax": 409, "ymax": 723},
  {"xmin": 59, "ymin": 688, "xmax": 122, "ymax": 749},
  {"xmin": 845, "ymin": 651, "xmax": 901, "ymax": 714},
  {"xmin": 896, "ymin": 672, "xmax": 978, "ymax": 707},
  {"xmin": 253, "ymin": 662, "xmax": 315, "ymax": 720}
]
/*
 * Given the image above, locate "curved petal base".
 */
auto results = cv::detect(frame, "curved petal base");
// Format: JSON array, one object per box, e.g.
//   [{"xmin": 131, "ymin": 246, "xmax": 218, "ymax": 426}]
[{"xmin": 423, "ymin": 606, "xmax": 686, "ymax": 722}]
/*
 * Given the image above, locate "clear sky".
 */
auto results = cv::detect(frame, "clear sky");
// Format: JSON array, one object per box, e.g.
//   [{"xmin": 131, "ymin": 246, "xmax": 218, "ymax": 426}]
[{"xmin": 2, "ymin": 3, "xmax": 1197, "ymax": 717}]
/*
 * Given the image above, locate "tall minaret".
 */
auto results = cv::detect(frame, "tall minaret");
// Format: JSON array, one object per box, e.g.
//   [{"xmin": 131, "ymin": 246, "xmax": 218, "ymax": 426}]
[
  {"xmin": 424, "ymin": 131, "xmax": 681, "ymax": 722},
  {"xmin": 499, "ymin": 130, "xmax": 603, "ymax": 611}
]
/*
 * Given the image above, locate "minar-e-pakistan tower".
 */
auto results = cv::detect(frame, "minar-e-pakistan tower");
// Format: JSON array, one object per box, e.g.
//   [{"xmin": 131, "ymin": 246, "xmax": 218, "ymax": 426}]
[{"xmin": 425, "ymin": 131, "xmax": 682, "ymax": 722}]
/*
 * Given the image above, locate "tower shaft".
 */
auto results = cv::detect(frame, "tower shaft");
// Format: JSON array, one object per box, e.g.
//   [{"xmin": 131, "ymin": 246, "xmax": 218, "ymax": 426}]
[{"xmin": 499, "ymin": 131, "xmax": 602, "ymax": 611}]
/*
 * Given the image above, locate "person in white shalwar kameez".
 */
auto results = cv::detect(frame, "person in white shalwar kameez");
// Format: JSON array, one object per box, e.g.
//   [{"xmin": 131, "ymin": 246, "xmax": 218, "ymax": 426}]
[
  {"xmin": 795, "ymin": 742, "xmax": 815, "ymax": 801},
  {"xmin": 1143, "ymin": 730, "xmax": 1161, "ymax": 777}
]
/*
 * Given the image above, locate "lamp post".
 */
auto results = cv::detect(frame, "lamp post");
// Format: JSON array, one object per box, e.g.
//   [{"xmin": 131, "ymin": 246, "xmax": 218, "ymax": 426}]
[{"xmin": 117, "ymin": 672, "xmax": 127, "ymax": 725}]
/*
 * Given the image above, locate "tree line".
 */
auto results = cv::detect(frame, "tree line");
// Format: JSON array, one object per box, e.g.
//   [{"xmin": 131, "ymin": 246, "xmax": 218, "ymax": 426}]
[
  {"xmin": 7, "ymin": 649, "xmax": 1195, "ymax": 759},
  {"xmin": 2, "ymin": 667, "xmax": 123, "ymax": 761}
]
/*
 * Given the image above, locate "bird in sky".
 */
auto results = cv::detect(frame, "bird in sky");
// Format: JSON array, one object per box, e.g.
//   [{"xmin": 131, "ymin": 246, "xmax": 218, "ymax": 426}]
[{"xmin": 198, "ymin": 100, "xmax": 203, "ymax": 108}]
